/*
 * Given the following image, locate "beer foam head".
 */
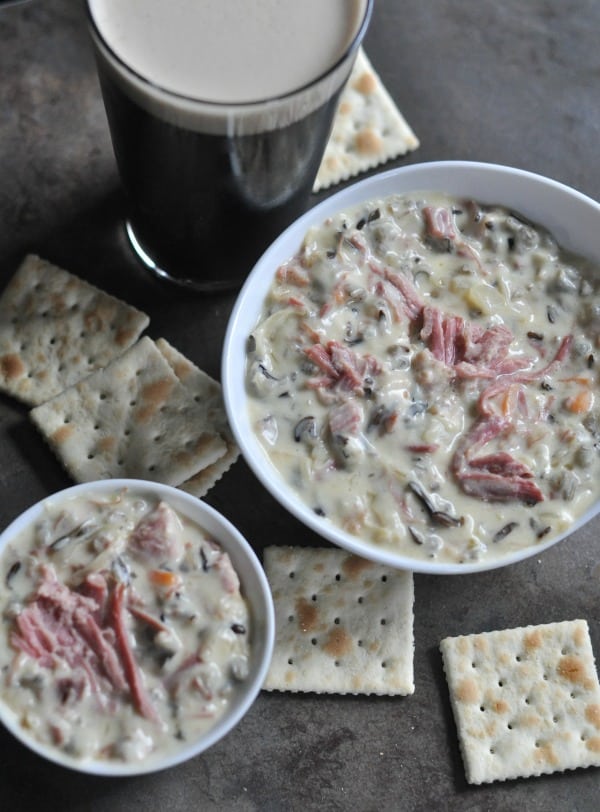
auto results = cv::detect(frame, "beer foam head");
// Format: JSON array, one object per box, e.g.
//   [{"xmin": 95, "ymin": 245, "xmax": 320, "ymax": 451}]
[{"xmin": 88, "ymin": 0, "xmax": 371, "ymax": 135}]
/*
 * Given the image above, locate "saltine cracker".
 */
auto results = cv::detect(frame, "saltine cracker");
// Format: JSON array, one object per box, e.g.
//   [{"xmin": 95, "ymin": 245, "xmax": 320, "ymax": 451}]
[
  {"xmin": 263, "ymin": 545, "xmax": 414, "ymax": 695},
  {"xmin": 29, "ymin": 337, "xmax": 227, "ymax": 486},
  {"xmin": 314, "ymin": 49, "xmax": 419, "ymax": 192},
  {"xmin": 440, "ymin": 620, "xmax": 600, "ymax": 784},
  {"xmin": 0, "ymin": 255, "xmax": 149, "ymax": 406}
]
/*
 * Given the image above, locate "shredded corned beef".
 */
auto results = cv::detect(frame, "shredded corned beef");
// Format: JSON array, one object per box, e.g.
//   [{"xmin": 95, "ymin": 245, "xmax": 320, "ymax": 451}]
[
  {"xmin": 129, "ymin": 501, "xmax": 183, "ymax": 563},
  {"xmin": 10, "ymin": 564, "xmax": 159, "ymax": 720},
  {"xmin": 451, "ymin": 416, "xmax": 544, "ymax": 504},
  {"xmin": 477, "ymin": 335, "xmax": 572, "ymax": 417},
  {"xmin": 420, "ymin": 305, "xmax": 532, "ymax": 378},
  {"xmin": 304, "ymin": 339, "xmax": 380, "ymax": 395},
  {"xmin": 110, "ymin": 582, "xmax": 158, "ymax": 721},
  {"xmin": 423, "ymin": 205, "xmax": 456, "ymax": 243},
  {"xmin": 11, "ymin": 566, "xmax": 128, "ymax": 696}
]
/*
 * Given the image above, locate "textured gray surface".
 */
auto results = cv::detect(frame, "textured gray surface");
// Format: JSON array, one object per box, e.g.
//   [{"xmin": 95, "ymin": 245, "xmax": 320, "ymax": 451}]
[{"xmin": 0, "ymin": 1, "xmax": 599, "ymax": 809}]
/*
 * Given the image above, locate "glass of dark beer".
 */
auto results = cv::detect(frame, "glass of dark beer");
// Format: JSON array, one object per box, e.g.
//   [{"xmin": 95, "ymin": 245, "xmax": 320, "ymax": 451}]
[{"xmin": 86, "ymin": 1, "xmax": 373, "ymax": 292}]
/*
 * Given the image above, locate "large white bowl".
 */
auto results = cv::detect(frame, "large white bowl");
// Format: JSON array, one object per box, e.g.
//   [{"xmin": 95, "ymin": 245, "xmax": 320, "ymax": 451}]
[
  {"xmin": 0, "ymin": 479, "xmax": 275, "ymax": 775},
  {"xmin": 222, "ymin": 161, "xmax": 600, "ymax": 574}
]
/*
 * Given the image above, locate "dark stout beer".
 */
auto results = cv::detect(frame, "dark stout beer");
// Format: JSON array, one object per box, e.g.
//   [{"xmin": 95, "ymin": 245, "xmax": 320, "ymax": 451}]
[{"xmin": 87, "ymin": 0, "xmax": 371, "ymax": 291}]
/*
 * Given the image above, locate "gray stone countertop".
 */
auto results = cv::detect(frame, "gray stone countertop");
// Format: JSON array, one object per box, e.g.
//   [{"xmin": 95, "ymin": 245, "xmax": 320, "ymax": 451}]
[{"xmin": 0, "ymin": 1, "xmax": 599, "ymax": 809}]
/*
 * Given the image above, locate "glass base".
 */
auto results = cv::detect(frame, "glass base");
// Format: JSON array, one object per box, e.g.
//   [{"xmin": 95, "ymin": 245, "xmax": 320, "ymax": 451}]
[{"xmin": 125, "ymin": 220, "xmax": 241, "ymax": 294}]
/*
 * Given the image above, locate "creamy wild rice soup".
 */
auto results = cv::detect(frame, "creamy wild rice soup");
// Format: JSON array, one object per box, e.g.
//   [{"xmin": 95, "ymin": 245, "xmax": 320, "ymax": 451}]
[
  {"xmin": 0, "ymin": 491, "xmax": 250, "ymax": 763},
  {"xmin": 246, "ymin": 192, "xmax": 600, "ymax": 563}
]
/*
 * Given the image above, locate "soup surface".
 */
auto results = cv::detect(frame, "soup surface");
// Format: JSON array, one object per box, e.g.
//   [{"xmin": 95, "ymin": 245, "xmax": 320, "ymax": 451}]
[
  {"xmin": 0, "ymin": 491, "xmax": 250, "ymax": 763},
  {"xmin": 246, "ymin": 192, "xmax": 600, "ymax": 564}
]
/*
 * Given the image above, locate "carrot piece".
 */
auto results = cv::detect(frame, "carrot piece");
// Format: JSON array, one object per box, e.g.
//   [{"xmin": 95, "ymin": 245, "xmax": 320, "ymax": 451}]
[
  {"xmin": 149, "ymin": 569, "xmax": 181, "ymax": 589},
  {"xmin": 559, "ymin": 376, "xmax": 592, "ymax": 385},
  {"xmin": 300, "ymin": 321, "xmax": 323, "ymax": 344},
  {"xmin": 564, "ymin": 389, "xmax": 594, "ymax": 413},
  {"xmin": 501, "ymin": 384, "xmax": 518, "ymax": 416},
  {"xmin": 503, "ymin": 388, "xmax": 513, "ymax": 415}
]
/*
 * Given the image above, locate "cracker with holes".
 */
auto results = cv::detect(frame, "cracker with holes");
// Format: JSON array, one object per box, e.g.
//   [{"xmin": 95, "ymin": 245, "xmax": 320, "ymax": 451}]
[
  {"xmin": 263, "ymin": 545, "xmax": 414, "ymax": 695},
  {"xmin": 0, "ymin": 254, "xmax": 149, "ymax": 406},
  {"xmin": 29, "ymin": 336, "xmax": 227, "ymax": 485},
  {"xmin": 155, "ymin": 338, "xmax": 240, "ymax": 497},
  {"xmin": 440, "ymin": 620, "xmax": 600, "ymax": 785},
  {"xmin": 313, "ymin": 48, "xmax": 419, "ymax": 193}
]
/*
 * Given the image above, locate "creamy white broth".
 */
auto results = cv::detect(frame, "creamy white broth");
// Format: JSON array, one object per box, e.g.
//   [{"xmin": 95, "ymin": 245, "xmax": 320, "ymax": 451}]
[
  {"xmin": 0, "ymin": 491, "xmax": 250, "ymax": 763},
  {"xmin": 246, "ymin": 192, "xmax": 600, "ymax": 564}
]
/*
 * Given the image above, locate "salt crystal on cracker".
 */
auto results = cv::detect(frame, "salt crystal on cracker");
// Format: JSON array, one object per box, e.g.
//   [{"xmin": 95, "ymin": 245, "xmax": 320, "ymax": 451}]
[
  {"xmin": 313, "ymin": 48, "xmax": 419, "ymax": 192},
  {"xmin": 155, "ymin": 338, "xmax": 240, "ymax": 497},
  {"xmin": 29, "ymin": 336, "xmax": 227, "ymax": 486},
  {"xmin": 440, "ymin": 620, "xmax": 600, "ymax": 784},
  {"xmin": 263, "ymin": 545, "xmax": 414, "ymax": 695},
  {"xmin": 0, "ymin": 255, "xmax": 149, "ymax": 406}
]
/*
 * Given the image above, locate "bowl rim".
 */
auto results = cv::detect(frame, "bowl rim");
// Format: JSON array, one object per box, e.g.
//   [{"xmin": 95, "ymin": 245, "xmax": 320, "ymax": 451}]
[
  {"xmin": 0, "ymin": 478, "xmax": 275, "ymax": 776},
  {"xmin": 222, "ymin": 159, "xmax": 600, "ymax": 575}
]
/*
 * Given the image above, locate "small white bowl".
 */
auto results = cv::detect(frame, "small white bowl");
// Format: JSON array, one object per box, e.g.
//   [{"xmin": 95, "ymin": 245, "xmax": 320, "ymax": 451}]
[
  {"xmin": 222, "ymin": 160, "xmax": 600, "ymax": 575},
  {"xmin": 0, "ymin": 479, "xmax": 275, "ymax": 775}
]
